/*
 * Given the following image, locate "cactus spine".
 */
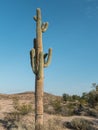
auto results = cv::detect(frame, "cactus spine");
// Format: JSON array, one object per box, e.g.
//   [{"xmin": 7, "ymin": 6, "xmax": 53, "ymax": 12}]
[{"xmin": 30, "ymin": 8, "xmax": 52, "ymax": 130}]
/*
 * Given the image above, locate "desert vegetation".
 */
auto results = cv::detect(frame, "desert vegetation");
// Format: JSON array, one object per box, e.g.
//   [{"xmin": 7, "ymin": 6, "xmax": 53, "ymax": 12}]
[
  {"xmin": 0, "ymin": 85, "xmax": 98, "ymax": 130},
  {"xmin": 44, "ymin": 85, "xmax": 98, "ymax": 118}
]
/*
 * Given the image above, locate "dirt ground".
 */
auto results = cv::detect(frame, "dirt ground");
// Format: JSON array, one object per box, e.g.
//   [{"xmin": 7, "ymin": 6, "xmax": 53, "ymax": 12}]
[{"xmin": 0, "ymin": 92, "xmax": 98, "ymax": 130}]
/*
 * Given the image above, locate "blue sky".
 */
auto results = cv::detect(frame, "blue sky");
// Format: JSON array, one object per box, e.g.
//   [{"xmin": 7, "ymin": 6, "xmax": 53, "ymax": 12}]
[{"xmin": 0, "ymin": 0, "xmax": 98, "ymax": 96}]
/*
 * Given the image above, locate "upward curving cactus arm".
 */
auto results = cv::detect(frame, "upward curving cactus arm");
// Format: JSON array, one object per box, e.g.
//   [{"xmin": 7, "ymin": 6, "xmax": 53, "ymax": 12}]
[
  {"xmin": 33, "ymin": 8, "xmax": 41, "ymax": 21},
  {"xmin": 30, "ymin": 48, "xmax": 36, "ymax": 74},
  {"xmin": 44, "ymin": 48, "xmax": 52, "ymax": 68},
  {"xmin": 41, "ymin": 22, "xmax": 48, "ymax": 33},
  {"xmin": 33, "ymin": 16, "xmax": 37, "ymax": 21}
]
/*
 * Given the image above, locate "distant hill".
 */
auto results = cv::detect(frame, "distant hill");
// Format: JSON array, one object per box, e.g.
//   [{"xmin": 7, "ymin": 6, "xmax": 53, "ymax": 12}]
[{"xmin": 0, "ymin": 91, "xmax": 61, "ymax": 102}]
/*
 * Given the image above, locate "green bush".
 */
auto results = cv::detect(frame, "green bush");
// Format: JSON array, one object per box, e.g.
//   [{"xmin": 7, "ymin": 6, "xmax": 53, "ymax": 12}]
[
  {"xmin": 62, "ymin": 93, "xmax": 71, "ymax": 101},
  {"xmin": 84, "ymin": 90, "xmax": 98, "ymax": 108}
]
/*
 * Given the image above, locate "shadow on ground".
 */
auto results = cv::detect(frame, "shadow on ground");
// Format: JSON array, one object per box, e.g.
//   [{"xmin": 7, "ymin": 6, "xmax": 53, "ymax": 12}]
[{"xmin": 0, "ymin": 119, "xmax": 18, "ymax": 130}]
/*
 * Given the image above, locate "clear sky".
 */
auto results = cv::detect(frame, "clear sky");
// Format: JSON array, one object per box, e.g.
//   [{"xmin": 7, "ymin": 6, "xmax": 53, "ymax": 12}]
[{"xmin": 0, "ymin": 0, "xmax": 98, "ymax": 96}]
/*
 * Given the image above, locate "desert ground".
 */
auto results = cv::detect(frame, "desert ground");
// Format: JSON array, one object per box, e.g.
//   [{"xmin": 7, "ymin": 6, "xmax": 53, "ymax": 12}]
[{"xmin": 0, "ymin": 92, "xmax": 98, "ymax": 130}]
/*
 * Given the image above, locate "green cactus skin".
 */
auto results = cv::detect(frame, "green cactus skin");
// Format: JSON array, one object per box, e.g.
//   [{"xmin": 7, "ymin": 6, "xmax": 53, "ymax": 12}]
[
  {"xmin": 30, "ymin": 8, "xmax": 52, "ymax": 130},
  {"xmin": 30, "ymin": 48, "xmax": 36, "ymax": 74},
  {"xmin": 44, "ymin": 48, "xmax": 52, "ymax": 68}
]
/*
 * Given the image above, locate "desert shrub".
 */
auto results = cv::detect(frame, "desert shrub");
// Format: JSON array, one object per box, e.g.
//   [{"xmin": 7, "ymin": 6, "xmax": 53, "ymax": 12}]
[
  {"xmin": 3, "ymin": 97, "xmax": 33, "ymax": 129},
  {"xmin": 72, "ymin": 95, "xmax": 81, "ymax": 101},
  {"xmin": 87, "ymin": 90, "xmax": 98, "ymax": 108},
  {"xmin": 51, "ymin": 99, "xmax": 62, "ymax": 114},
  {"xmin": 12, "ymin": 97, "xmax": 19, "ymax": 110},
  {"xmin": 18, "ymin": 104, "xmax": 33, "ymax": 115},
  {"xmin": 63, "ymin": 93, "xmax": 81, "ymax": 102},
  {"xmin": 65, "ymin": 118, "xmax": 96, "ymax": 130},
  {"xmin": 4, "ymin": 112, "xmax": 22, "ymax": 130},
  {"xmin": 61, "ymin": 106, "xmax": 74, "ymax": 116},
  {"xmin": 4, "ymin": 99, "xmax": 33, "ymax": 129},
  {"xmin": 3, "ymin": 115, "xmax": 29, "ymax": 130},
  {"xmin": 87, "ymin": 108, "xmax": 98, "ymax": 117},
  {"xmin": 62, "ymin": 102, "xmax": 79, "ymax": 116},
  {"xmin": 12, "ymin": 97, "xmax": 33, "ymax": 115},
  {"xmin": 47, "ymin": 99, "xmax": 76, "ymax": 116},
  {"xmin": 4, "ymin": 111, "xmax": 34, "ymax": 130},
  {"xmin": 79, "ymin": 98, "xmax": 87, "ymax": 105},
  {"xmin": 62, "ymin": 93, "xmax": 71, "ymax": 101},
  {"xmin": 73, "ymin": 103, "xmax": 86, "ymax": 115},
  {"xmin": 4, "ymin": 112, "xmax": 21, "ymax": 122}
]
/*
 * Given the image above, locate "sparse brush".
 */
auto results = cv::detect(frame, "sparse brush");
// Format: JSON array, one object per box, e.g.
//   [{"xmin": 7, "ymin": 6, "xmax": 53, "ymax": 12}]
[
  {"xmin": 44, "ymin": 118, "xmax": 65, "ymax": 130},
  {"xmin": 65, "ymin": 118, "xmax": 97, "ymax": 130},
  {"xmin": 12, "ymin": 97, "xmax": 33, "ymax": 115},
  {"xmin": 51, "ymin": 99, "xmax": 62, "ymax": 114},
  {"xmin": 12, "ymin": 97, "xmax": 20, "ymax": 110},
  {"xmin": 18, "ymin": 104, "xmax": 33, "ymax": 115}
]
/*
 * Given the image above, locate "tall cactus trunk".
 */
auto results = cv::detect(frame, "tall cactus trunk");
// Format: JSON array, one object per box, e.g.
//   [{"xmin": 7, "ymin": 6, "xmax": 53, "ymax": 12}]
[
  {"xmin": 30, "ymin": 8, "xmax": 52, "ymax": 130},
  {"xmin": 35, "ymin": 77, "xmax": 44, "ymax": 130},
  {"xmin": 35, "ymin": 9, "xmax": 44, "ymax": 129}
]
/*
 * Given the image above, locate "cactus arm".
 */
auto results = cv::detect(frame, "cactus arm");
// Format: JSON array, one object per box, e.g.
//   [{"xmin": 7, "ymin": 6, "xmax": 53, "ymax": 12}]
[
  {"xmin": 34, "ymin": 16, "xmax": 37, "ymax": 21},
  {"xmin": 30, "ymin": 48, "xmax": 36, "ymax": 74},
  {"xmin": 44, "ymin": 48, "xmax": 52, "ymax": 68},
  {"xmin": 41, "ymin": 22, "xmax": 49, "ymax": 33},
  {"xmin": 37, "ymin": 52, "xmax": 43, "ymax": 79}
]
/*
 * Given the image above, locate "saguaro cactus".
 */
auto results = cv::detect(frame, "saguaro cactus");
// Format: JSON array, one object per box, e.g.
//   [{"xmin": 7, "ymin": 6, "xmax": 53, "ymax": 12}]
[{"xmin": 30, "ymin": 8, "xmax": 52, "ymax": 130}]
